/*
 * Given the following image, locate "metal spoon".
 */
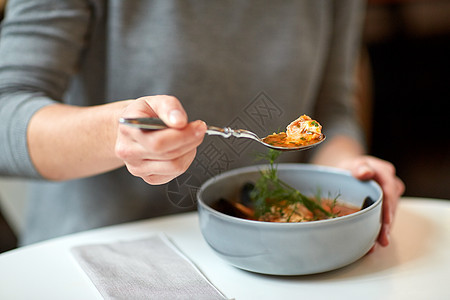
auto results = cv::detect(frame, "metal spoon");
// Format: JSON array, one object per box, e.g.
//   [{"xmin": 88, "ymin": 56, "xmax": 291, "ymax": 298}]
[{"xmin": 119, "ymin": 117, "xmax": 325, "ymax": 151}]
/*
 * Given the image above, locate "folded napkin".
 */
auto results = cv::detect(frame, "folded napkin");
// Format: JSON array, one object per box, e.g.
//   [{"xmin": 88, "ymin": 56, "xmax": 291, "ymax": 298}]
[{"xmin": 71, "ymin": 235, "xmax": 227, "ymax": 300}]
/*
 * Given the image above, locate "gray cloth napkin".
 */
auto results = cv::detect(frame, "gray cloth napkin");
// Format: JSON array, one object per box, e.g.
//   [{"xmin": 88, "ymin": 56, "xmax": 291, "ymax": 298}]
[{"xmin": 71, "ymin": 235, "xmax": 227, "ymax": 300}]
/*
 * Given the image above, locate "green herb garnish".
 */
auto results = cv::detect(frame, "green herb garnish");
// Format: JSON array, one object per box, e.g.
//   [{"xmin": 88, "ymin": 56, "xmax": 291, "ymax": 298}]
[{"xmin": 251, "ymin": 149, "xmax": 336, "ymax": 220}]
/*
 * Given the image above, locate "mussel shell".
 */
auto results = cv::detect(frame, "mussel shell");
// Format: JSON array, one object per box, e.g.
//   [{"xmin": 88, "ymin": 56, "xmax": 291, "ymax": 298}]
[
  {"xmin": 211, "ymin": 198, "xmax": 251, "ymax": 219},
  {"xmin": 361, "ymin": 196, "xmax": 375, "ymax": 210},
  {"xmin": 240, "ymin": 182, "xmax": 255, "ymax": 208}
]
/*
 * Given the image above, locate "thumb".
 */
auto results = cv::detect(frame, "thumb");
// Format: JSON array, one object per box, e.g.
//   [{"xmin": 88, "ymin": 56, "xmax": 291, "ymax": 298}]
[
  {"xmin": 165, "ymin": 109, "xmax": 187, "ymax": 128},
  {"xmin": 354, "ymin": 163, "xmax": 375, "ymax": 180},
  {"xmin": 144, "ymin": 95, "xmax": 188, "ymax": 128}
]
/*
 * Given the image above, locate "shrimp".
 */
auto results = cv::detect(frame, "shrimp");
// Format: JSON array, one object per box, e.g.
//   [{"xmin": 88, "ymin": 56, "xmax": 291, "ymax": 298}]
[{"xmin": 286, "ymin": 115, "xmax": 323, "ymax": 143}]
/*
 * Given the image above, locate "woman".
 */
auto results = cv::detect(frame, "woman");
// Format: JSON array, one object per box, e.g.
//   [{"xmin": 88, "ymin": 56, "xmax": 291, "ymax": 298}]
[{"xmin": 0, "ymin": 0, "xmax": 404, "ymax": 245}]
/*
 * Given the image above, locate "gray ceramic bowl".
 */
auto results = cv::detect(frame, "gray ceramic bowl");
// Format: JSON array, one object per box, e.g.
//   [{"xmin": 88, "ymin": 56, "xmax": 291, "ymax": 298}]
[{"xmin": 197, "ymin": 163, "xmax": 383, "ymax": 275}]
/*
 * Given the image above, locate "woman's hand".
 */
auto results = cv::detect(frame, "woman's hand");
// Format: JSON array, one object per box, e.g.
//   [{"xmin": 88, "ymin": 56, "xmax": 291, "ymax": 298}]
[
  {"xmin": 115, "ymin": 95, "xmax": 207, "ymax": 185},
  {"xmin": 311, "ymin": 136, "xmax": 405, "ymax": 248},
  {"xmin": 337, "ymin": 155, "xmax": 405, "ymax": 247}
]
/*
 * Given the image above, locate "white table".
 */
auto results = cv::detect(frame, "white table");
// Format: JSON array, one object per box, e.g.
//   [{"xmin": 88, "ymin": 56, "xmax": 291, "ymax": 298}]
[{"xmin": 0, "ymin": 197, "xmax": 449, "ymax": 300}]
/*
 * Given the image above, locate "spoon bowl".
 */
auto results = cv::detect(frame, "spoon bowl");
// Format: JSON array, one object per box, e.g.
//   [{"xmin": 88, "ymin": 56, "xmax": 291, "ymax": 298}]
[{"xmin": 119, "ymin": 117, "xmax": 326, "ymax": 151}]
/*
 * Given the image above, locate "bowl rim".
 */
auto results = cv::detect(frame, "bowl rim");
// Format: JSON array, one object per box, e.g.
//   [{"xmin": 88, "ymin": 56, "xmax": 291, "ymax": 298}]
[{"xmin": 197, "ymin": 163, "xmax": 383, "ymax": 228}]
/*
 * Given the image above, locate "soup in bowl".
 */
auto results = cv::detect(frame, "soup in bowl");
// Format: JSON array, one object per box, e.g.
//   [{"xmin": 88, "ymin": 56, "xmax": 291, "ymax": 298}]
[{"xmin": 197, "ymin": 163, "xmax": 383, "ymax": 275}]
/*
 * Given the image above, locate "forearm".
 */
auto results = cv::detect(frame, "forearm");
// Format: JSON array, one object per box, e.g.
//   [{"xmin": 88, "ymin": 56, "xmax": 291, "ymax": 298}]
[
  {"xmin": 310, "ymin": 135, "xmax": 365, "ymax": 168},
  {"xmin": 28, "ymin": 100, "xmax": 132, "ymax": 181}
]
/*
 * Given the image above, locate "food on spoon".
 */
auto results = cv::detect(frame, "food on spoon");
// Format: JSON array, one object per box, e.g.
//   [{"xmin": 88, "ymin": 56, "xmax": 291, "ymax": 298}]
[
  {"xmin": 286, "ymin": 115, "xmax": 322, "ymax": 142},
  {"xmin": 262, "ymin": 114, "xmax": 324, "ymax": 148}
]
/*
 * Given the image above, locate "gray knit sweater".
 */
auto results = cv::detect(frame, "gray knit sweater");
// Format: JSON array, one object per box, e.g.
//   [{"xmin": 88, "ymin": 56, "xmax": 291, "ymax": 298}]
[{"xmin": 0, "ymin": 0, "xmax": 364, "ymax": 244}]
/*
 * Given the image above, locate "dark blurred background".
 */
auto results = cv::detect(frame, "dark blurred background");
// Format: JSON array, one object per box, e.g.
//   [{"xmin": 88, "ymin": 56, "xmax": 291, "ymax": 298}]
[
  {"xmin": 1, "ymin": 0, "xmax": 449, "ymax": 253},
  {"xmin": 363, "ymin": 0, "xmax": 450, "ymax": 200}
]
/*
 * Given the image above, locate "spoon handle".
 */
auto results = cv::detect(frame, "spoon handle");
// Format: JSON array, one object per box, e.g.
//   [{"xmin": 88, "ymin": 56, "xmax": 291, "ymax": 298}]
[
  {"xmin": 119, "ymin": 117, "xmax": 261, "ymax": 142},
  {"xmin": 119, "ymin": 117, "xmax": 167, "ymax": 130},
  {"xmin": 206, "ymin": 126, "xmax": 260, "ymax": 141}
]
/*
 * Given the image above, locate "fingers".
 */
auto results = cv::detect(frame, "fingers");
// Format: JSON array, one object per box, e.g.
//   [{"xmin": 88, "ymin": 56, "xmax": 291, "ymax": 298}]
[
  {"xmin": 377, "ymin": 173, "xmax": 404, "ymax": 246},
  {"xmin": 370, "ymin": 160, "xmax": 404, "ymax": 224},
  {"xmin": 116, "ymin": 121, "xmax": 206, "ymax": 184},
  {"xmin": 128, "ymin": 149, "xmax": 198, "ymax": 185},
  {"xmin": 116, "ymin": 95, "xmax": 207, "ymax": 184},
  {"xmin": 377, "ymin": 223, "xmax": 390, "ymax": 247},
  {"xmin": 117, "ymin": 120, "xmax": 206, "ymax": 161}
]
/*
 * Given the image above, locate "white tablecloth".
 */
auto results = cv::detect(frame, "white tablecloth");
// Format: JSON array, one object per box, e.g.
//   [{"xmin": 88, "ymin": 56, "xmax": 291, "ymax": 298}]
[{"xmin": 0, "ymin": 197, "xmax": 449, "ymax": 300}]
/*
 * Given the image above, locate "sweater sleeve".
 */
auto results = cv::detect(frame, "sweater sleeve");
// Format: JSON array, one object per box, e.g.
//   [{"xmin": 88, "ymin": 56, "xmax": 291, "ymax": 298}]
[
  {"xmin": 0, "ymin": 0, "xmax": 94, "ymax": 177},
  {"xmin": 313, "ymin": 0, "xmax": 367, "ymax": 149}
]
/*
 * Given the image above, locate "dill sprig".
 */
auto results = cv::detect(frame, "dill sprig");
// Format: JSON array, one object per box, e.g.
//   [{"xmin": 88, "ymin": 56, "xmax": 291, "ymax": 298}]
[{"xmin": 251, "ymin": 149, "xmax": 336, "ymax": 220}]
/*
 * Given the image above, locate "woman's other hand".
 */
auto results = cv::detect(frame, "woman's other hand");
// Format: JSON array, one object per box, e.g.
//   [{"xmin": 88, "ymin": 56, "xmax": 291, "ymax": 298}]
[{"xmin": 337, "ymin": 155, "xmax": 405, "ymax": 247}]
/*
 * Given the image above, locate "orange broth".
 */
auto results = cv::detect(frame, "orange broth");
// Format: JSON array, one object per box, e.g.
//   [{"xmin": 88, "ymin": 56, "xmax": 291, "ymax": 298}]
[{"xmin": 262, "ymin": 132, "xmax": 323, "ymax": 148}]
